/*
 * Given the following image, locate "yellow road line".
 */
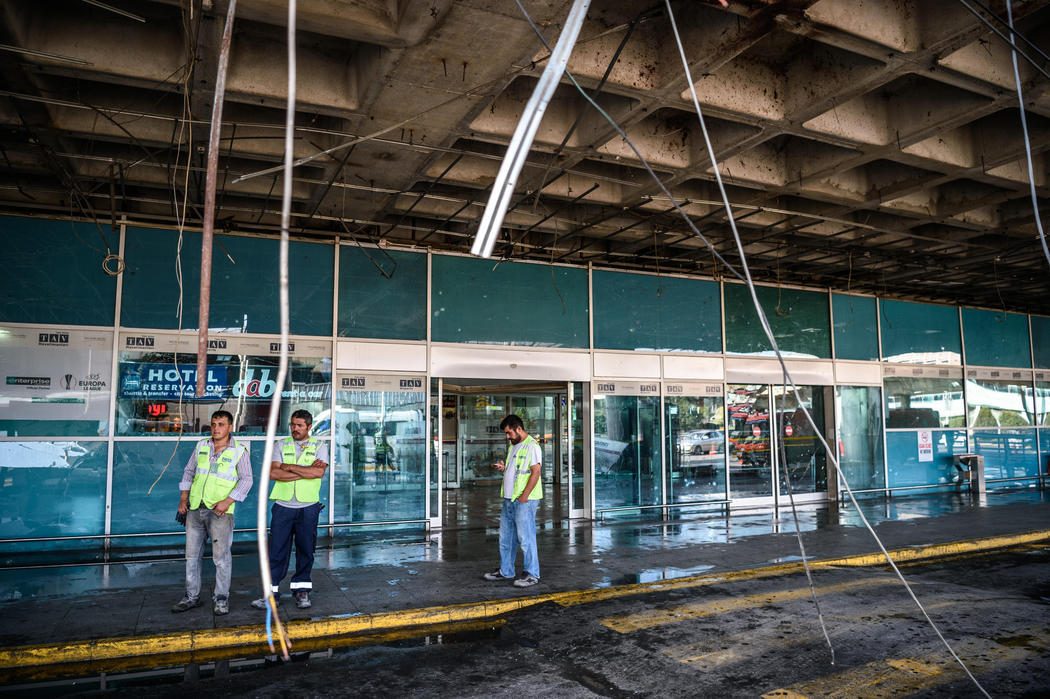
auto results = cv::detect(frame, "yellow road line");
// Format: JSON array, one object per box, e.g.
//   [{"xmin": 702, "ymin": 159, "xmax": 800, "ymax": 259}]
[
  {"xmin": 0, "ymin": 528, "xmax": 1046, "ymax": 672},
  {"xmin": 601, "ymin": 578, "xmax": 889, "ymax": 633}
]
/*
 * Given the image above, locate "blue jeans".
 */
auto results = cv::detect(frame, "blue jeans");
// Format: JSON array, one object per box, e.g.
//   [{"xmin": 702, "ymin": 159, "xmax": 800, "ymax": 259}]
[
  {"xmin": 184, "ymin": 507, "xmax": 234, "ymax": 601},
  {"xmin": 267, "ymin": 502, "xmax": 321, "ymax": 594},
  {"xmin": 499, "ymin": 499, "xmax": 540, "ymax": 579}
]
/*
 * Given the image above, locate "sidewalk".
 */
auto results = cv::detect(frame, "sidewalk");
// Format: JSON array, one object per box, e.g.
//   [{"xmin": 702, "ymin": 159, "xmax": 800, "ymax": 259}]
[{"xmin": 1, "ymin": 490, "xmax": 1048, "ymax": 674}]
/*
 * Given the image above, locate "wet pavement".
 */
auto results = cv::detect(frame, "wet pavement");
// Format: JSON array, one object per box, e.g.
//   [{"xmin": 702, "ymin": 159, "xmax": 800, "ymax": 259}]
[{"xmin": 0, "ymin": 490, "xmax": 1048, "ymax": 653}]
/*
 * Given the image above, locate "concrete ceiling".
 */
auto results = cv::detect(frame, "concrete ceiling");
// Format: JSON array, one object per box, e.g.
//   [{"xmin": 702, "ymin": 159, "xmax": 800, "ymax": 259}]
[{"xmin": 2, "ymin": 0, "xmax": 1049, "ymax": 313}]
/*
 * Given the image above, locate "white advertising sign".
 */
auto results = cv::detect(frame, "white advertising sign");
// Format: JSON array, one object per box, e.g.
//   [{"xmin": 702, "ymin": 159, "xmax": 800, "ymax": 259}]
[
  {"xmin": 917, "ymin": 429, "xmax": 934, "ymax": 462},
  {"xmin": 0, "ymin": 327, "xmax": 113, "ymax": 427}
]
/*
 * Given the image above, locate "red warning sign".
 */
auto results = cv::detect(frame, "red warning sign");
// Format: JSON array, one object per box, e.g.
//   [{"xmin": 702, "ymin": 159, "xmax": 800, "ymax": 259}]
[{"xmin": 785, "ymin": 424, "xmax": 793, "ymax": 437}]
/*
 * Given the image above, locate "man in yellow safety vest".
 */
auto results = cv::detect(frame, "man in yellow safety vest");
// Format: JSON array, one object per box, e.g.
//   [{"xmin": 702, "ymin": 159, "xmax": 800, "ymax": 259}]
[
  {"xmin": 172, "ymin": 410, "xmax": 253, "ymax": 616},
  {"xmin": 483, "ymin": 414, "xmax": 543, "ymax": 587},
  {"xmin": 252, "ymin": 409, "xmax": 329, "ymax": 610}
]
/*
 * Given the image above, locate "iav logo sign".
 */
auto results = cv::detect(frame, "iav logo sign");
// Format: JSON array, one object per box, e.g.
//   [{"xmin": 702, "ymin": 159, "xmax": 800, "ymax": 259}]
[
  {"xmin": 38, "ymin": 332, "xmax": 69, "ymax": 346},
  {"xmin": 399, "ymin": 379, "xmax": 422, "ymax": 389},
  {"xmin": 207, "ymin": 339, "xmax": 227, "ymax": 350},
  {"xmin": 126, "ymin": 336, "xmax": 155, "ymax": 348},
  {"xmin": 269, "ymin": 342, "xmax": 295, "ymax": 353}
]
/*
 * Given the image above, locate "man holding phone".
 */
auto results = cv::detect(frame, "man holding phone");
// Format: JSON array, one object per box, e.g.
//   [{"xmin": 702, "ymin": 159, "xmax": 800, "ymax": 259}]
[
  {"xmin": 172, "ymin": 410, "xmax": 253, "ymax": 616},
  {"xmin": 482, "ymin": 414, "xmax": 543, "ymax": 588}
]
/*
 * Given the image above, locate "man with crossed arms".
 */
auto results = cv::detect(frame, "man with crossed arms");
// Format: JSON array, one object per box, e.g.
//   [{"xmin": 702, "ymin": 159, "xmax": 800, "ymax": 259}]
[{"xmin": 252, "ymin": 409, "xmax": 329, "ymax": 609}]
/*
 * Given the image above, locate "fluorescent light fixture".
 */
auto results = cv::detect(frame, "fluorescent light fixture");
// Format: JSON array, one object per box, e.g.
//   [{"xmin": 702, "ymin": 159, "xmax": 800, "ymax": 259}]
[{"xmin": 470, "ymin": 0, "xmax": 591, "ymax": 258}]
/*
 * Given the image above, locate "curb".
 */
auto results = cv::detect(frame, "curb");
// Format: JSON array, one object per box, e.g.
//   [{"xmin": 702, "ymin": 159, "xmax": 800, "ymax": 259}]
[{"xmin": 2, "ymin": 529, "xmax": 1047, "ymax": 673}]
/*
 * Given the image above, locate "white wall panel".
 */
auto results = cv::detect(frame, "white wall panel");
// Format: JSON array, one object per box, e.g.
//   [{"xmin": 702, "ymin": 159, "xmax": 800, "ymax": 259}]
[
  {"xmin": 337, "ymin": 341, "xmax": 427, "ymax": 372},
  {"xmin": 661, "ymin": 355, "xmax": 724, "ymax": 380},
  {"xmin": 430, "ymin": 346, "xmax": 590, "ymax": 380},
  {"xmin": 834, "ymin": 361, "xmax": 883, "ymax": 385},
  {"xmin": 593, "ymin": 352, "xmax": 661, "ymax": 378},
  {"xmin": 725, "ymin": 358, "xmax": 834, "ymax": 384}
]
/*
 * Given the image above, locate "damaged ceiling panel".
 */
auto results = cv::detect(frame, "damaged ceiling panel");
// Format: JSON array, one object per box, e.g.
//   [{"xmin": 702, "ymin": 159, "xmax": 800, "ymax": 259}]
[{"xmin": 0, "ymin": 0, "xmax": 1048, "ymax": 312}]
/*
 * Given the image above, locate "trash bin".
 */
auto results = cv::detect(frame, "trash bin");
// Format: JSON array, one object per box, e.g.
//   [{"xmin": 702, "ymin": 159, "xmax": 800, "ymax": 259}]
[{"xmin": 953, "ymin": 453, "xmax": 985, "ymax": 495}]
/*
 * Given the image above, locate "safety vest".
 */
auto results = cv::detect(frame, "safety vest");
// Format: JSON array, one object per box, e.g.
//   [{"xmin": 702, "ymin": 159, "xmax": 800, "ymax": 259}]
[
  {"xmin": 500, "ymin": 435, "xmax": 542, "ymax": 501},
  {"xmin": 189, "ymin": 438, "xmax": 247, "ymax": 514},
  {"xmin": 269, "ymin": 437, "xmax": 323, "ymax": 503}
]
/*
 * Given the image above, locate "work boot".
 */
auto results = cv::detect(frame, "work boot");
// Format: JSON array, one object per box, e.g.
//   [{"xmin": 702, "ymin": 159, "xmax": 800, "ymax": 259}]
[
  {"xmin": 213, "ymin": 596, "xmax": 229, "ymax": 615},
  {"xmin": 251, "ymin": 596, "xmax": 279, "ymax": 610},
  {"xmin": 294, "ymin": 590, "xmax": 311, "ymax": 609},
  {"xmin": 171, "ymin": 596, "xmax": 202, "ymax": 613}
]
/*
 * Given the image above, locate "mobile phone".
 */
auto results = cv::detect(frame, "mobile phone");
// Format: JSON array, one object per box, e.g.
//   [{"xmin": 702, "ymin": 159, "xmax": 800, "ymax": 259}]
[{"xmin": 175, "ymin": 511, "xmax": 187, "ymax": 526}]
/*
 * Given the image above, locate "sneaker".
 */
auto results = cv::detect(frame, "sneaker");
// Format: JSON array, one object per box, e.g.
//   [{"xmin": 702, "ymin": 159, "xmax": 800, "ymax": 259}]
[
  {"xmin": 294, "ymin": 590, "xmax": 311, "ymax": 609},
  {"xmin": 171, "ymin": 596, "xmax": 202, "ymax": 613},
  {"xmin": 483, "ymin": 570, "xmax": 512, "ymax": 581},
  {"xmin": 213, "ymin": 597, "xmax": 229, "ymax": 615},
  {"xmin": 513, "ymin": 573, "xmax": 539, "ymax": 588},
  {"xmin": 251, "ymin": 596, "xmax": 279, "ymax": 610}
]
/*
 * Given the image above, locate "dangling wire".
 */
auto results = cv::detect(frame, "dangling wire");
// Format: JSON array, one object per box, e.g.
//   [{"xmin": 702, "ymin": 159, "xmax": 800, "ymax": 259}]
[
  {"xmin": 256, "ymin": 0, "xmax": 297, "ymax": 661},
  {"xmin": 1004, "ymin": 0, "xmax": 1050, "ymax": 272},
  {"xmin": 661, "ymin": 1, "xmax": 989, "ymax": 694}
]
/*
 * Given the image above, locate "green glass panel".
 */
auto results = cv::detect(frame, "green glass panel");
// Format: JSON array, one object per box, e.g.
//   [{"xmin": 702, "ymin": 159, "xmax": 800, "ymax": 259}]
[
  {"xmin": 0, "ymin": 440, "xmax": 107, "ymax": 539},
  {"xmin": 122, "ymin": 227, "xmax": 333, "ymax": 335},
  {"xmin": 431, "ymin": 255, "xmax": 588, "ymax": 347},
  {"xmin": 724, "ymin": 284, "xmax": 830, "ymax": 358},
  {"xmin": 338, "ymin": 246, "xmax": 426, "ymax": 340},
  {"xmin": 832, "ymin": 293, "xmax": 878, "ymax": 361},
  {"xmin": 961, "ymin": 308, "xmax": 1031, "ymax": 367},
  {"xmin": 879, "ymin": 299, "xmax": 960, "ymax": 364},
  {"xmin": 592, "ymin": 270, "xmax": 721, "ymax": 352},
  {"xmin": 0, "ymin": 216, "xmax": 116, "ymax": 325},
  {"xmin": 886, "ymin": 429, "xmax": 968, "ymax": 488},
  {"xmin": 1031, "ymin": 316, "xmax": 1050, "ymax": 369},
  {"xmin": 884, "ymin": 376, "xmax": 965, "ymax": 428},
  {"xmin": 836, "ymin": 386, "xmax": 885, "ymax": 491}
]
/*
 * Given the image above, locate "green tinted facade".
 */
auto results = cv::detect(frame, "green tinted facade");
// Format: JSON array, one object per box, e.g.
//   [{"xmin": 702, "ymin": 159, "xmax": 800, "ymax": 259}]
[{"xmin": 724, "ymin": 283, "xmax": 831, "ymax": 357}]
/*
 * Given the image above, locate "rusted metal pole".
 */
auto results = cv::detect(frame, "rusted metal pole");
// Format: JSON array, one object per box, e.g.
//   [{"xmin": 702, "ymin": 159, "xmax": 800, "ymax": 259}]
[{"xmin": 197, "ymin": 0, "xmax": 237, "ymax": 397}]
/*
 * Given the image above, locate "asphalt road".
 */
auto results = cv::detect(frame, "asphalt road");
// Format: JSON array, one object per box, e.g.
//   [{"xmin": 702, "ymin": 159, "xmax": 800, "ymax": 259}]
[{"xmin": 63, "ymin": 544, "xmax": 1050, "ymax": 697}]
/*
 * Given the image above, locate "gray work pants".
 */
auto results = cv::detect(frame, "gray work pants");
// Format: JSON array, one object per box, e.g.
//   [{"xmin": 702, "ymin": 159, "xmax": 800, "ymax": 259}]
[{"xmin": 184, "ymin": 507, "xmax": 235, "ymax": 601}]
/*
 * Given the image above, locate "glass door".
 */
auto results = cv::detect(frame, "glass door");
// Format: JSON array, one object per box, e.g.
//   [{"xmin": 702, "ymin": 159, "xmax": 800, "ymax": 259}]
[
  {"xmin": 333, "ymin": 374, "xmax": 427, "ymax": 524},
  {"xmin": 569, "ymin": 381, "xmax": 587, "ymax": 518},
  {"xmin": 727, "ymin": 384, "xmax": 775, "ymax": 503},
  {"xmin": 592, "ymin": 381, "xmax": 662, "ymax": 513},
  {"xmin": 775, "ymin": 384, "xmax": 829, "ymax": 502},
  {"xmin": 664, "ymin": 383, "xmax": 727, "ymax": 505}
]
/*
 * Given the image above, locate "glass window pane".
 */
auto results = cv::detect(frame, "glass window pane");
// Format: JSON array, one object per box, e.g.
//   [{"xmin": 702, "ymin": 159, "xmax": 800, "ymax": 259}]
[
  {"xmin": 885, "ymin": 377, "xmax": 964, "ymax": 428},
  {"xmin": 962, "ymin": 308, "xmax": 1031, "ymax": 368},
  {"xmin": 972, "ymin": 428, "xmax": 1040, "ymax": 486},
  {"xmin": 727, "ymin": 385, "xmax": 773, "ymax": 497},
  {"xmin": 593, "ymin": 270, "xmax": 721, "ymax": 352},
  {"xmin": 116, "ymin": 351, "xmax": 331, "ymax": 436},
  {"xmin": 431, "ymin": 255, "xmax": 588, "ymax": 347},
  {"xmin": 122, "ymin": 227, "xmax": 333, "ymax": 336},
  {"xmin": 724, "ymin": 284, "xmax": 831, "ymax": 358},
  {"xmin": 0, "ymin": 440, "xmax": 107, "ymax": 540},
  {"xmin": 333, "ymin": 377, "xmax": 426, "ymax": 523},
  {"xmin": 880, "ymin": 299, "xmax": 961, "ymax": 364},
  {"xmin": 0, "ymin": 327, "xmax": 112, "ymax": 437},
  {"xmin": 966, "ymin": 377, "xmax": 1035, "ymax": 427},
  {"xmin": 1038, "ymin": 382, "xmax": 1050, "ymax": 425},
  {"xmin": 572, "ymin": 382, "xmax": 585, "ymax": 512},
  {"xmin": 0, "ymin": 216, "xmax": 116, "ymax": 326},
  {"xmin": 339, "ymin": 246, "xmax": 426, "ymax": 340},
  {"xmin": 430, "ymin": 378, "xmax": 440, "ymax": 520},
  {"xmin": 836, "ymin": 386, "xmax": 885, "ymax": 491},
  {"xmin": 665, "ymin": 395, "xmax": 725, "ymax": 503},
  {"xmin": 776, "ymin": 385, "xmax": 827, "ymax": 495},
  {"xmin": 593, "ymin": 394, "xmax": 661, "ymax": 510},
  {"xmin": 111, "ymin": 439, "xmax": 201, "ymax": 535},
  {"xmin": 886, "ymin": 429, "xmax": 968, "ymax": 488},
  {"xmin": 1031, "ymin": 316, "xmax": 1050, "ymax": 369},
  {"xmin": 832, "ymin": 294, "xmax": 878, "ymax": 361}
]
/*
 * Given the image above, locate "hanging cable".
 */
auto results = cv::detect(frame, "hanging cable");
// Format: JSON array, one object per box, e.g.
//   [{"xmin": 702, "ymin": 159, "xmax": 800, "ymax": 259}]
[
  {"xmin": 661, "ymin": 1, "xmax": 990, "ymax": 694},
  {"xmin": 1005, "ymin": 0, "xmax": 1050, "ymax": 272},
  {"xmin": 508, "ymin": 0, "xmax": 747, "ymax": 284},
  {"xmin": 256, "ymin": 0, "xmax": 297, "ymax": 661}
]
